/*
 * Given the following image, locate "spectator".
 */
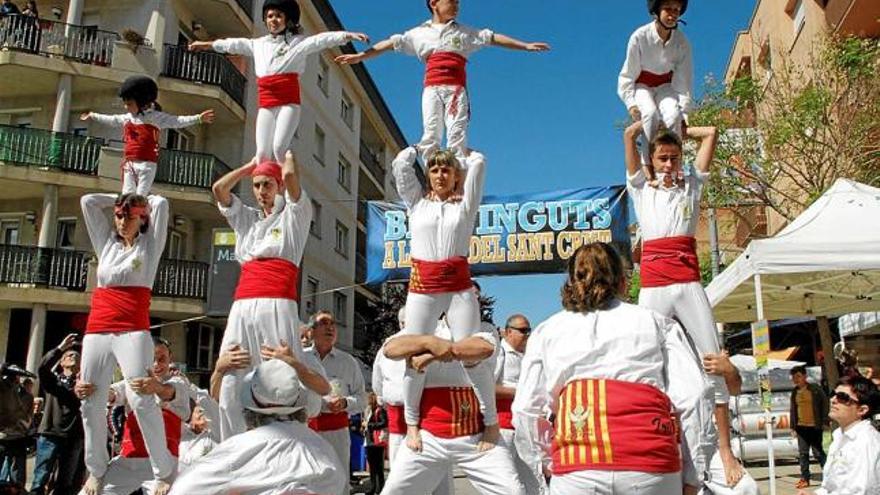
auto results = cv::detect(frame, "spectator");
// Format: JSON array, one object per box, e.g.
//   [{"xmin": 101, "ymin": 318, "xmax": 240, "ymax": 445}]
[
  {"xmin": 790, "ymin": 365, "xmax": 829, "ymax": 490},
  {"xmin": 363, "ymin": 392, "xmax": 387, "ymax": 495},
  {"xmin": 30, "ymin": 334, "xmax": 85, "ymax": 495},
  {"xmin": 0, "ymin": 0, "xmax": 20, "ymax": 16},
  {"xmin": 0, "ymin": 364, "xmax": 34, "ymax": 489},
  {"xmin": 20, "ymin": 0, "xmax": 35, "ymax": 17}
]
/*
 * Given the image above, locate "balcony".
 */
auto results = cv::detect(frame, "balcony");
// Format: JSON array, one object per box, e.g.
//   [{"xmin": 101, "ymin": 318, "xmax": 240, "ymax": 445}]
[
  {"xmin": 0, "ymin": 125, "xmax": 102, "ymax": 175},
  {"xmin": 234, "ymin": 0, "xmax": 254, "ymax": 18},
  {"xmin": 154, "ymin": 259, "xmax": 209, "ymax": 300},
  {"xmin": 161, "ymin": 44, "xmax": 246, "ymax": 108},
  {"xmin": 0, "ymin": 245, "xmax": 88, "ymax": 291},
  {"xmin": 825, "ymin": 0, "xmax": 880, "ymax": 37},
  {"xmin": 359, "ymin": 142, "xmax": 385, "ymax": 185},
  {"xmin": 0, "ymin": 15, "xmax": 117, "ymax": 67},
  {"xmin": 355, "ymin": 253, "xmax": 367, "ymax": 284},
  {"xmin": 156, "ymin": 149, "xmax": 232, "ymax": 190}
]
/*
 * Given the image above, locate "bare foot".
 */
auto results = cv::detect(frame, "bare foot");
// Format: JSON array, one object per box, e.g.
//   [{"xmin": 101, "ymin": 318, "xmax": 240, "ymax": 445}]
[
  {"xmin": 154, "ymin": 478, "xmax": 172, "ymax": 495},
  {"xmin": 82, "ymin": 474, "xmax": 102, "ymax": 495},
  {"xmin": 477, "ymin": 423, "xmax": 500, "ymax": 452},
  {"xmin": 719, "ymin": 448, "xmax": 745, "ymax": 487},
  {"xmin": 405, "ymin": 425, "xmax": 423, "ymax": 453}
]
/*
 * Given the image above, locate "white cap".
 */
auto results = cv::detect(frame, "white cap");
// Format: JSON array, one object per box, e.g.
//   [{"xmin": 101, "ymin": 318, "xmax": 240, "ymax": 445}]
[{"xmin": 240, "ymin": 359, "xmax": 305, "ymax": 416}]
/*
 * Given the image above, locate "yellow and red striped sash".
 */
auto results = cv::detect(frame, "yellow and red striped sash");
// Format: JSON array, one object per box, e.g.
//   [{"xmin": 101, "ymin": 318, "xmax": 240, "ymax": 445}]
[{"xmin": 420, "ymin": 386, "xmax": 483, "ymax": 438}]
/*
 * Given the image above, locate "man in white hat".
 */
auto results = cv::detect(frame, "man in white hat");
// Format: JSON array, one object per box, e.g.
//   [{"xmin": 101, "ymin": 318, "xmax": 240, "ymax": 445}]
[{"xmin": 168, "ymin": 359, "xmax": 345, "ymax": 495}]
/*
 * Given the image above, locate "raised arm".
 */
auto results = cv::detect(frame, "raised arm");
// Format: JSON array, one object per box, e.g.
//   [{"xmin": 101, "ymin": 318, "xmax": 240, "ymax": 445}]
[
  {"xmin": 80, "ymin": 193, "xmax": 117, "ymax": 254},
  {"xmin": 461, "ymin": 150, "xmax": 486, "ymax": 215},
  {"xmin": 687, "ymin": 126, "xmax": 718, "ymax": 174},
  {"xmin": 281, "ymin": 150, "xmax": 302, "ymax": 202},
  {"xmin": 202, "ymin": 37, "xmax": 253, "ymax": 57},
  {"xmin": 335, "ymin": 37, "xmax": 394, "ymax": 65},
  {"xmin": 80, "ymin": 112, "xmax": 127, "ymax": 127},
  {"xmin": 391, "ymin": 147, "xmax": 424, "ymax": 210},
  {"xmin": 152, "ymin": 110, "xmax": 214, "ymax": 129},
  {"xmin": 491, "ymin": 33, "xmax": 550, "ymax": 52},
  {"xmin": 624, "ymin": 121, "xmax": 645, "ymax": 177},
  {"xmin": 212, "ymin": 159, "xmax": 257, "ymax": 207},
  {"xmin": 296, "ymin": 31, "xmax": 368, "ymax": 57},
  {"xmin": 146, "ymin": 195, "xmax": 169, "ymax": 248}
]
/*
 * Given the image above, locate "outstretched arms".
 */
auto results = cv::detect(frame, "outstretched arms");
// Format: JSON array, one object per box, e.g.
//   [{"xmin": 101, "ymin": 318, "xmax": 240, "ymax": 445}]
[
  {"xmin": 335, "ymin": 37, "xmax": 394, "ymax": 65},
  {"xmin": 491, "ymin": 33, "xmax": 550, "ymax": 52}
]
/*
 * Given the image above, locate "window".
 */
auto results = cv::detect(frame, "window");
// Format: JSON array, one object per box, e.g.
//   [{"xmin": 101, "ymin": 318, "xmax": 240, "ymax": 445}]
[
  {"xmin": 55, "ymin": 218, "xmax": 76, "ymax": 250},
  {"xmin": 314, "ymin": 125, "xmax": 326, "ymax": 165},
  {"xmin": 337, "ymin": 154, "xmax": 351, "ymax": 191},
  {"xmin": 165, "ymin": 231, "xmax": 184, "ymax": 259},
  {"xmin": 1, "ymin": 220, "xmax": 20, "ymax": 245},
  {"xmin": 195, "ymin": 324, "xmax": 215, "ymax": 370},
  {"xmin": 792, "ymin": 0, "xmax": 806, "ymax": 36},
  {"xmin": 305, "ymin": 277, "xmax": 319, "ymax": 316},
  {"xmin": 166, "ymin": 129, "xmax": 191, "ymax": 151},
  {"xmin": 186, "ymin": 324, "xmax": 220, "ymax": 372},
  {"xmin": 310, "ymin": 199, "xmax": 322, "ymax": 238},
  {"xmin": 333, "ymin": 292, "xmax": 347, "ymax": 324},
  {"xmin": 335, "ymin": 221, "xmax": 349, "ymax": 258},
  {"xmin": 317, "ymin": 57, "xmax": 330, "ymax": 96},
  {"xmin": 340, "ymin": 91, "xmax": 354, "ymax": 129}
]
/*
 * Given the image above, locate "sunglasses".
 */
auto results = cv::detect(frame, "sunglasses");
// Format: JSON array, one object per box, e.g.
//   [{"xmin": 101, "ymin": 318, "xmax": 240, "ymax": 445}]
[
  {"xmin": 832, "ymin": 391, "xmax": 861, "ymax": 406},
  {"xmin": 508, "ymin": 326, "xmax": 531, "ymax": 336}
]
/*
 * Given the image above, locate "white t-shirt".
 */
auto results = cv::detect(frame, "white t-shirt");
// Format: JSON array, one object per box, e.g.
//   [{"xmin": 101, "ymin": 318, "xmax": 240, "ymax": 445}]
[{"xmin": 627, "ymin": 167, "xmax": 707, "ymax": 241}]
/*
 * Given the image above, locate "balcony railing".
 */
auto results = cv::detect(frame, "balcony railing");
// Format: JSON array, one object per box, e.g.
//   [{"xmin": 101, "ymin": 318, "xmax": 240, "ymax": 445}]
[
  {"xmin": 156, "ymin": 149, "xmax": 232, "ymax": 190},
  {"xmin": 234, "ymin": 0, "xmax": 254, "ymax": 19},
  {"xmin": 161, "ymin": 43, "xmax": 246, "ymax": 107},
  {"xmin": 0, "ymin": 15, "xmax": 117, "ymax": 66},
  {"xmin": 154, "ymin": 259, "xmax": 209, "ymax": 300},
  {"xmin": 0, "ymin": 125, "xmax": 102, "ymax": 175},
  {"xmin": 359, "ymin": 142, "xmax": 385, "ymax": 185},
  {"xmin": 0, "ymin": 245, "xmax": 88, "ymax": 291}
]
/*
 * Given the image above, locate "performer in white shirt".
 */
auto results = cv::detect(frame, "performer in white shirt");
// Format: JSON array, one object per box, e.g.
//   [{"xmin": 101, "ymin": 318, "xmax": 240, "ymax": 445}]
[
  {"xmin": 76, "ymin": 192, "xmax": 173, "ymax": 495},
  {"xmin": 169, "ymin": 359, "xmax": 346, "ymax": 495},
  {"xmin": 619, "ymin": 0, "xmax": 693, "ymax": 170},
  {"xmin": 336, "ymin": 0, "xmax": 549, "ymax": 160},
  {"xmin": 211, "ymin": 150, "xmax": 330, "ymax": 440},
  {"xmin": 513, "ymin": 242, "xmax": 716, "ymax": 495},
  {"xmin": 189, "ymin": 0, "xmax": 366, "ymax": 163},
  {"xmin": 800, "ymin": 375, "xmax": 880, "ymax": 495},
  {"xmin": 381, "ymin": 319, "xmax": 525, "ymax": 495},
  {"xmin": 305, "ymin": 310, "xmax": 367, "ymax": 495}
]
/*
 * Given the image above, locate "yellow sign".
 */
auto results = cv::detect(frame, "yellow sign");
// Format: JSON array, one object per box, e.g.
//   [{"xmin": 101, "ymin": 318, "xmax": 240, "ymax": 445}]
[{"xmin": 751, "ymin": 319, "xmax": 772, "ymax": 410}]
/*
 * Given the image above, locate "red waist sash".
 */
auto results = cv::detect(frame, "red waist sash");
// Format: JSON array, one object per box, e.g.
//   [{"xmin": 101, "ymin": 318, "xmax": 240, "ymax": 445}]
[
  {"xmin": 424, "ymin": 52, "xmax": 468, "ymax": 87},
  {"xmin": 420, "ymin": 387, "xmax": 483, "ymax": 438},
  {"xmin": 635, "ymin": 70, "xmax": 674, "ymax": 87},
  {"xmin": 497, "ymin": 396, "xmax": 514, "ymax": 430},
  {"xmin": 640, "ymin": 236, "xmax": 700, "ymax": 288},
  {"xmin": 385, "ymin": 404, "xmax": 406, "ymax": 435},
  {"xmin": 123, "ymin": 122, "xmax": 160, "ymax": 162},
  {"xmin": 257, "ymin": 73, "xmax": 302, "ymax": 108},
  {"xmin": 86, "ymin": 287, "xmax": 151, "ymax": 334},
  {"xmin": 308, "ymin": 411, "xmax": 349, "ymax": 432},
  {"xmin": 234, "ymin": 258, "xmax": 299, "ymax": 301},
  {"xmin": 120, "ymin": 409, "xmax": 182, "ymax": 458},
  {"xmin": 409, "ymin": 256, "xmax": 473, "ymax": 294},
  {"xmin": 552, "ymin": 379, "xmax": 680, "ymax": 475}
]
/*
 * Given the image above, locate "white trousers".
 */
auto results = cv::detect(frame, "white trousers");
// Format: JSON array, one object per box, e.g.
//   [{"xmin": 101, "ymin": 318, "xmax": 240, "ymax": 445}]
[
  {"xmin": 77, "ymin": 456, "xmax": 175, "ymax": 495},
  {"xmin": 389, "ymin": 432, "xmax": 455, "ymax": 495},
  {"xmin": 701, "ymin": 450, "xmax": 760, "ymax": 495},
  {"xmin": 122, "ymin": 160, "xmax": 158, "ymax": 196},
  {"xmin": 550, "ymin": 470, "xmax": 682, "ymax": 495},
  {"xmin": 501, "ymin": 429, "xmax": 547, "ymax": 494},
  {"xmin": 317, "ymin": 427, "xmax": 351, "ymax": 495},
  {"xmin": 256, "ymin": 104, "xmax": 302, "ymax": 163},
  {"xmin": 218, "ymin": 297, "xmax": 306, "ymax": 440},
  {"xmin": 640, "ymin": 281, "xmax": 730, "ymax": 404},
  {"xmin": 418, "ymin": 85, "xmax": 470, "ymax": 161},
  {"xmin": 80, "ymin": 331, "xmax": 175, "ymax": 480},
  {"xmin": 634, "ymin": 84, "xmax": 682, "ymax": 166},
  {"xmin": 381, "ymin": 430, "xmax": 523, "ymax": 495},
  {"xmin": 402, "ymin": 290, "xmax": 498, "ymax": 427}
]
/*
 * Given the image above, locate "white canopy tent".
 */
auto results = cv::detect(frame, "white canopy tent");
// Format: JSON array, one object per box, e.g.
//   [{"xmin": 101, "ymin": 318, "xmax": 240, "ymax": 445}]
[
  {"xmin": 706, "ymin": 179, "xmax": 880, "ymax": 323},
  {"xmin": 838, "ymin": 311, "xmax": 880, "ymax": 338}
]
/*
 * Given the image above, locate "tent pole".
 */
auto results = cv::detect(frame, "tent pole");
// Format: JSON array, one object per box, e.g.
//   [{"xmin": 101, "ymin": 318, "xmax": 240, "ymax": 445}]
[
  {"xmin": 817, "ymin": 316, "xmax": 838, "ymax": 387},
  {"xmin": 754, "ymin": 274, "xmax": 777, "ymax": 495}
]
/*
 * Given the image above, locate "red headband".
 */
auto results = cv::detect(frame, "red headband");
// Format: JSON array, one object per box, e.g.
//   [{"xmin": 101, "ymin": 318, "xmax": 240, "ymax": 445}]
[
  {"xmin": 114, "ymin": 204, "xmax": 149, "ymax": 219},
  {"xmin": 252, "ymin": 161, "xmax": 283, "ymax": 187}
]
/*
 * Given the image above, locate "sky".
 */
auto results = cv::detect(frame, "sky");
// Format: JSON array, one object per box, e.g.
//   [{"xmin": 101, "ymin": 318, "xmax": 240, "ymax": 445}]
[{"xmin": 332, "ymin": 1, "xmax": 756, "ymax": 326}]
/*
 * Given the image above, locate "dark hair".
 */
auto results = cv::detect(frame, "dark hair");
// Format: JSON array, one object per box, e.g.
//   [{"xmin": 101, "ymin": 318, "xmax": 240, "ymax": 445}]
[
  {"xmin": 426, "ymin": 0, "xmax": 433, "ymax": 13},
  {"xmin": 115, "ymin": 193, "xmax": 150, "ymax": 234},
  {"xmin": 561, "ymin": 242, "xmax": 625, "ymax": 313},
  {"xmin": 152, "ymin": 336, "xmax": 171, "ymax": 351},
  {"xmin": 790, "ymin": 365, "xmax": 807, "ymax": 377},
  {"xmin": 648, "ymin": 128, "xmax": 683, "ymax": 158},
  {"xmin": 263, "ymin": 0, "xmax": 302, "ymax": 35},
  {"xmin": 838, "ymin": 375, "xmax": 880, "ymax": 423}
]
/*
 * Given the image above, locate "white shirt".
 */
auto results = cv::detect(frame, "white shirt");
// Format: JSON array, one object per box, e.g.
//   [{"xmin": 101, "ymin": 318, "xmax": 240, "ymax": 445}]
[
  {"xmin": 627, "ymin": 167, "xmax": 707, "ymax": 241},
  {"xmin": 816, "ymin": 420, "xmax": 880, "ymax": 495},
  {"xmin": 391, "ymin": 19, "xmax": 494, "ymax": 62},
  {"xmin": 511, "ymin": 300, "xmax": 716, "ymax": 486},
  {"xmin": 168, "ymin": 420, "xmax": 345, "ymax": 495},
  {"xmin": 392, "ymin": 147, "xmax": 486, "ymax": 261},
  {"xmin": 81, "ymin": 194, "xmax": 168, "ymax": 288},
  {"xmin": 177, "ymin": 430, "xmax": 218, "ymax": 475},
  {"xmin": 305, "ymin": 347, "xmax": 366, "ymax": 416},
  {"xmin": 218, "ymin": 190, "xmax": 312, "ymax": 266},
  {"xmin": 424, "ymin": 320, "xmax": 497, "ymax": 389},
  {"xmin": 213, "ymin": 31, "xmax": 352, "ymax": 77},
  {"xmin": 372, "ymin": 332, "xmax": 406, "ymax": 406},
  {"xmin": 109, "ymin": 375, "xmax": 191, "ymax": 422},
  {"xmin": 87, "ymin": 109, "xmax": 202, "ymax": 132},
  {"xmin": 618, "ymin": 21, "xmax": 693, "ymax": 113},
  {"xmin": 494, "ymin": 339, "xmax": 523, "ymax": 388}
]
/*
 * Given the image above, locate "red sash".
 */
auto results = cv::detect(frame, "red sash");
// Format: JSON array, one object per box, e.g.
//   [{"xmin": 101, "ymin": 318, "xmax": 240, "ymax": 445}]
[
  {"xmin": 385, "ymin": 404, "xmax": 406, "ymax": 435},
  {"xmin": 635, "ymin": 70, "xmax": 674, "ymax": 87},
  {"xmin": 420, "ymin": 387, "xmax": 483, "ymax": 438},
  {"xmin": 308, "ymin": 411, "xmax": 349, "ymax": 432},
  {"xmin": 409, "ymin": 257, "xmax": 473, "ymax": 294},
  {"xmin": 497, "ymin": 396, "xmax": 514, "ymax": 430},
  {"xmin": 123, "ymin": 122, "xmax": 160, "ymax": 162},
  {"xmin": 640, "ymin": 236, "xmax": 701, "ymax": 288},
  {"xmin": 552, "ymin": 379, "xmax": 681, "ymax": 475},
  {"xmin": 234, "ymin": 258, "xmax": 299, "ymax": 301},
  {"xmin": 257, "ymin": 73, "xmax": 302, "ymax": 108},
  {"xmin": 424, "ymin": 52, "xmax": 468, "ymax": 87},
  {"xmin": 86, "ymin": 287, "xmax": 151, "ymax": 334},
  {"xmin": 120, "ymin": 409, "xmax": 182, "ymax": 458}
]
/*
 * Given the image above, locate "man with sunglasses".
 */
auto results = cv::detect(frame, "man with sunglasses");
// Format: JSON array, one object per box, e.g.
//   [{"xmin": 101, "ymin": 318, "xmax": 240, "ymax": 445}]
[{"xmin": 789, "ymin": 365, "xmax": 829, "ymax": 490}]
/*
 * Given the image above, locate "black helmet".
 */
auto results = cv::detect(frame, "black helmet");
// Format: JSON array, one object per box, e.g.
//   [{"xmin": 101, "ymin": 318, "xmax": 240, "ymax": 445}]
[
  {"xmin": 647, "ymin": 0, "xmax": 688, "ymax": 16},
  {"xmin": 118, "ymin": 76, "xmax": 158, "ymax": 110},
  {"xmin": 262, "ymin": 0, "xmax": 300, "ymax": 26}
]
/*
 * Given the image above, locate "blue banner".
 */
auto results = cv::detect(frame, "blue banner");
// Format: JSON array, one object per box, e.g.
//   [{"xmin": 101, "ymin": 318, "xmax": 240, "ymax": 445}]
[{"xmin": 366, "ymin": 185, "xmax": 629, "ymax": 285}]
